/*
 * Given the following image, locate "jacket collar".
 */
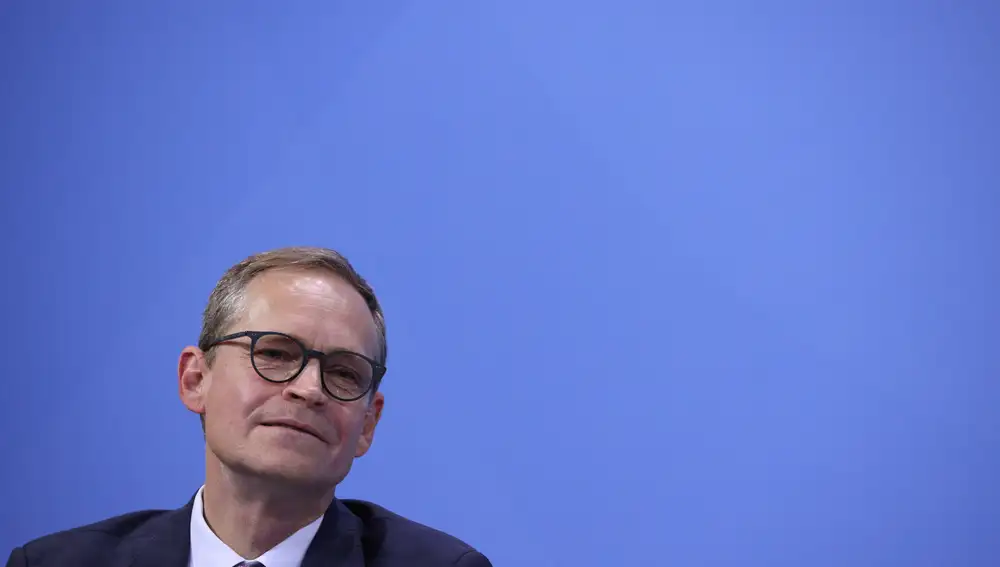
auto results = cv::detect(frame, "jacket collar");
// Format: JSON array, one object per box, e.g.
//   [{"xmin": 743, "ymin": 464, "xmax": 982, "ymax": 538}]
[{"xmin": 115, "ymin": 491, "xmax": 366, "ymax": 567}]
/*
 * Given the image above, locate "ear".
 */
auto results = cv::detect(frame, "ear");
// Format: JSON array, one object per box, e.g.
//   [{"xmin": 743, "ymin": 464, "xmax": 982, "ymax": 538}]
[
  {"xmin": 354, "ymin": 391, "xmax": 384, "ymax": 458},
  {"xmin": 178, "ymin": 346, "xmax": 210, "ymax": 417}
]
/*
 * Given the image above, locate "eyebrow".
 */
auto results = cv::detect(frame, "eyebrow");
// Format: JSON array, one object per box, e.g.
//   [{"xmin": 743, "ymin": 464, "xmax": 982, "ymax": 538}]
[{"xmin": 280, "ymin": 332, "xmax": 373, "ymax": 360}]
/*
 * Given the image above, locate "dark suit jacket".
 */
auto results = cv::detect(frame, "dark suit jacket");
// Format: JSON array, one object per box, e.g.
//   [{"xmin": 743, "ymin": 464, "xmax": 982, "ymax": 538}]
[{"xmin": 5, "ymin": 494, "xmax": 492, "ymax": 567}]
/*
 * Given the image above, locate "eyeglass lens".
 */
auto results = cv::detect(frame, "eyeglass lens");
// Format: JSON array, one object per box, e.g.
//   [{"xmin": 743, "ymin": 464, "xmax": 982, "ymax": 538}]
[{"xmin": 251, "ymin": 333, "xmax": 374, "ymax": 399}]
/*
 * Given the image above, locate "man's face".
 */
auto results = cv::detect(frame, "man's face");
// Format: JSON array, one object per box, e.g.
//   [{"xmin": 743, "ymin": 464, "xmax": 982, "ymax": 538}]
[{"xmin": 180, "ymin": 268, "xmax": 384, "ymax": 489}]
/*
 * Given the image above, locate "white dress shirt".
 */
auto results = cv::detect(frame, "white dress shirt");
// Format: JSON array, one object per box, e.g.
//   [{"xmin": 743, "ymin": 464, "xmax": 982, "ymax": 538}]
[{"xmin": 188, "ymin": 486, "xmax": 324, "ymax": 567}]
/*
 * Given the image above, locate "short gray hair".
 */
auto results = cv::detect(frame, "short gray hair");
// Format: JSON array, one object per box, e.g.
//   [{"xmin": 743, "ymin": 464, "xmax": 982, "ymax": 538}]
[{"xmin": 198, "ymin": 246, "xmax": 387, "ymax": 367}]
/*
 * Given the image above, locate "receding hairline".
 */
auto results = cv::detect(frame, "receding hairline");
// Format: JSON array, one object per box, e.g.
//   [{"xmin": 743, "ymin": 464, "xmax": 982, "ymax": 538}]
[
  {"xmin": 233, "ymin": 267, "xmax": 383, "ymax": 357},
  {"xmin": 197, "ymin": 247, "xmax": 387, "ymax": 367}
]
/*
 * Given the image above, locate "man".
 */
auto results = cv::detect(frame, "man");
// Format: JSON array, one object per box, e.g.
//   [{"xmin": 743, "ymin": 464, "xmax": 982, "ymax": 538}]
[{"xmin": 6, "ymin": 246, "xmax": 492, "ymax": 567}]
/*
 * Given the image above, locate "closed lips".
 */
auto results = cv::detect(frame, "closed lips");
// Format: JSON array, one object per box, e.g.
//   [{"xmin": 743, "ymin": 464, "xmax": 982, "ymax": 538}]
[{"xmin": 261, "ymin": 419, "xmax": 325, "ymax": 442}]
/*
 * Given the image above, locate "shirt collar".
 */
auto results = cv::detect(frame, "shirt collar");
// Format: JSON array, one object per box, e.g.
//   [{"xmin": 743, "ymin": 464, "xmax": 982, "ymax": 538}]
[{"xmin": 189, "ymin": 485, "xmax": 324, "ymax": 567}]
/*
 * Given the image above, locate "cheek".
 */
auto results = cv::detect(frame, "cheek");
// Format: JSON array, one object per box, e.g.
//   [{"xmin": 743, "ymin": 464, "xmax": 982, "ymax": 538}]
[
  {"xmin": 209, "ymin": 369, "xmax": 273, "ymax": 422},
  {"xmin": 326, "ymin": 404, "xmax": 368, "ymax": 443}
]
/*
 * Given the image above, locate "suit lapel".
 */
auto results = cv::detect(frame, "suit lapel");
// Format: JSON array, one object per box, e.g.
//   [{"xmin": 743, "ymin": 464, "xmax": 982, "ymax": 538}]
[
  {"xmin": 114, "ymin": 495, "xmax": 196, "ymax": 567},
  {"xmin": 301, "ymin": 499, "xmax": 367, "ymax": 567},
  {"xmin": 108, "ymin": 493, "xmax": 365, "ymax": 567}
]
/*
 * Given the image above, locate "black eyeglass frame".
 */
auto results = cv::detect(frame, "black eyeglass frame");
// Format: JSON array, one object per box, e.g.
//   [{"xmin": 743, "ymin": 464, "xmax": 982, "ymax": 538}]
[{"xmin": 206, "ymin": 330, "xmax": 386, "ymax": 402}]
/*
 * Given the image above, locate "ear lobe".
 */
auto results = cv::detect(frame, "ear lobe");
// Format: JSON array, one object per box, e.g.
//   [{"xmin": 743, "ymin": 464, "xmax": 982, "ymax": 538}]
[
  {"xmin": 178, "ymin": 346, "xmax": 209, "ymax": 417},
  {"xmin": 355, "ymin": 392, "xmax": 384, "ymax": 458}
]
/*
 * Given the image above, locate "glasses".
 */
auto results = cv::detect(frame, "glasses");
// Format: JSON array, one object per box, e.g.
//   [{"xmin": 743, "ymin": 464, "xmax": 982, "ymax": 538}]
[{"xmin": 207, "ymin": 330, "xmax": 385, "ymax": 402}]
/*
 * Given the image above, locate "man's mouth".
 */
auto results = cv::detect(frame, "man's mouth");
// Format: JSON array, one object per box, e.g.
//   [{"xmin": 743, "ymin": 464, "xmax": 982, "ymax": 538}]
[{"xmin": 260, "ymin": 419, "xmax": 325, "ymax": 442}]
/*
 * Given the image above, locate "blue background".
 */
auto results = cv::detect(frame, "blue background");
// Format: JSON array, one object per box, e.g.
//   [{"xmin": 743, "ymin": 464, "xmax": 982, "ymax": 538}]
[{"xmin": 1, "ymin": 2, "xmax": 997, "ymax": 565}]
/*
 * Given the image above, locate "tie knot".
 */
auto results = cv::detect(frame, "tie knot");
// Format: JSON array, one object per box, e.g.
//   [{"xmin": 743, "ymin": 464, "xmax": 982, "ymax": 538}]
[{"xmin": 234, "ymin": 562, "xmax": 265, "ymax": 567}]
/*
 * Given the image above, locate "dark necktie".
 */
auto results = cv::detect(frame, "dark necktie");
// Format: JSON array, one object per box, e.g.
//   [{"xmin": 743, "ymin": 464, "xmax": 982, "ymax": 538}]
[{"xmin": 233, "ymin": 562, "xmax": 265, "ymax": 567}]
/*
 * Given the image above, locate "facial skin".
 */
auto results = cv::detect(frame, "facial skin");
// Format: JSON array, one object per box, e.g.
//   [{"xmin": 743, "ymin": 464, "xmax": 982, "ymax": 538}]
[{"xmin": 178, "ymin": 268, "xmax": 385, "ymax": 495}]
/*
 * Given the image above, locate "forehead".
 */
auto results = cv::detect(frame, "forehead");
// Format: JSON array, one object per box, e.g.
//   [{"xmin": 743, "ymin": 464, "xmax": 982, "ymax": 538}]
[{"xmin": 235, "ymin": 268, "xmax": 378, "ymax": 358}]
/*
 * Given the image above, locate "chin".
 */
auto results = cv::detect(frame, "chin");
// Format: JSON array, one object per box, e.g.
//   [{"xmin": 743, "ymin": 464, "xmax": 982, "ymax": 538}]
[
  {"xmin": 208, "ymin": 434, "xmax": 353, "ymax": 489},
  {"xmin": 249, "ymin": 451, "xmax": 342, "ymax": 486}
]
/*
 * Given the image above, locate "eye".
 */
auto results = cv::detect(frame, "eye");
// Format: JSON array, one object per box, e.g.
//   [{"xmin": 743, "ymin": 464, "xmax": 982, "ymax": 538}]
[
  {"xmin": 325, "ymin": 365, "xmax": 362, "ymax": 382},
  {"xmin": 256, "ymin": 347, "xmax": 297, "ymax": 361}
]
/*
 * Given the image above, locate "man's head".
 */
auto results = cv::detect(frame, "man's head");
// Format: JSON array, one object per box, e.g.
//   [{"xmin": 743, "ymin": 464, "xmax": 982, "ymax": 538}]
[{"xmin": 178, "ymin": 247, "xmax": 386, "ymax": 491}]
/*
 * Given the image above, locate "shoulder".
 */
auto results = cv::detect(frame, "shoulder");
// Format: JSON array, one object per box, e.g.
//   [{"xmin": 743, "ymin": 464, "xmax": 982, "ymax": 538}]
[
  {"xmin": 339, "ymin": 499, "xmax": 491, "ymax": 566},
  {"xmin": 6, "ymin": 509, "xmax": 170, "ymax": 567}
]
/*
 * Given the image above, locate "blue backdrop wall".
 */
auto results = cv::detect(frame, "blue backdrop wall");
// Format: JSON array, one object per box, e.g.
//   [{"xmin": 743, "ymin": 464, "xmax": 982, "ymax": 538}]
[{"xmin": 1, "ymin": 2, "xmax": 997, "ymax": 565}]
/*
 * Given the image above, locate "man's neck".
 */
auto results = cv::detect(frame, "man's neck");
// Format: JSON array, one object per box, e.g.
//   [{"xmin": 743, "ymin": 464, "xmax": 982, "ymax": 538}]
[{"xmin": 201, "ymin": 459, "xmax": 333, "ymax": 558}]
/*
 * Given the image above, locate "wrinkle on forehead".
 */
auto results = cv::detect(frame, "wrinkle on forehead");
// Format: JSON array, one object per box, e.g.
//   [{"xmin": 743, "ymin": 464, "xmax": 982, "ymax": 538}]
[
  {"xmin": 238, "ymin": 269, "xmax": 380, "ymax": 358},
  {"xmin": 287, "ymin": 272, "xmax": 348, "ymax": 299},
  {"xmin": 245, "ymin": 272, "xmax": 346, "ymax": 315}
]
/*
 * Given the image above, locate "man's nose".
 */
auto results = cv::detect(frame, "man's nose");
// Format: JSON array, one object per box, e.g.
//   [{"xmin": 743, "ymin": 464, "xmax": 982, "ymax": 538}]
[{"xmin": 283, "ymin": 357, "xmax": 327, "ymax": 406}]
